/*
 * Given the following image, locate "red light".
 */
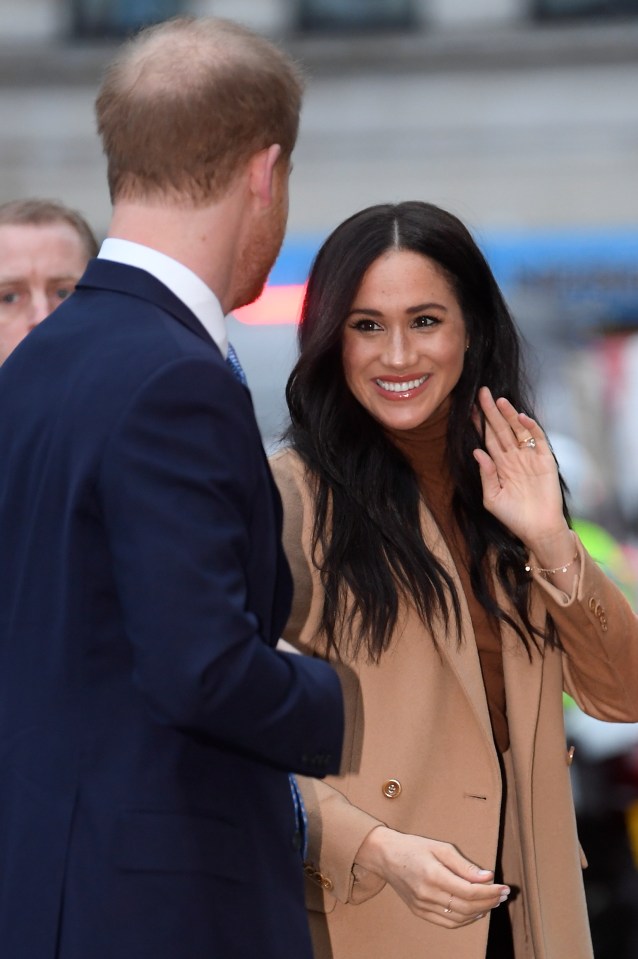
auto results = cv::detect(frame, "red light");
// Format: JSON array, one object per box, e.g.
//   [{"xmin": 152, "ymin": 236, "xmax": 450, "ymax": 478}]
[{"xmin": 233, "ymin": 283, "xmax": 306, "ymax": 326}]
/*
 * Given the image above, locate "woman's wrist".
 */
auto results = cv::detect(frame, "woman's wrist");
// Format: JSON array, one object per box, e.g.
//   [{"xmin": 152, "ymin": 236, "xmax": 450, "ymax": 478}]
[
  {"xmin": 524, "ymin": 528, "xmax": 581, "ymax": 589},
  {"xmin": 524, "ymin": 527, "xmax": 575, "ymax": 572},
  {"xmin": 354, "ymin": 825, "xmax": 393, "ymax": 877}
]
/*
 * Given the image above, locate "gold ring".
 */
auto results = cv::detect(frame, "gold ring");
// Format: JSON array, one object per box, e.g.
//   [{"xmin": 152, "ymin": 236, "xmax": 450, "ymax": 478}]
[
  {"xmin": 444, "ymin": 895, "xmax": 454, "ymax": 914},
  {"xmin": 518, "ymin": 436, "xmax": 536, "ymax": 449}
]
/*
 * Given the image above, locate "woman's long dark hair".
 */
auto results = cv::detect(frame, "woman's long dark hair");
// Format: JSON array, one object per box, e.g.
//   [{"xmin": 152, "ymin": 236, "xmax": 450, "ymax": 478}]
[{"xmin": 285, "ymin": 202, "xmax": 569, "ymax": 661}]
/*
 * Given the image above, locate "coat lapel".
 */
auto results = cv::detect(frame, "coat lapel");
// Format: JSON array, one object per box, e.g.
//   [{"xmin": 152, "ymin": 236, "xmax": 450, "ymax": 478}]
[
  {"xmin": 420, "ymin": 507, "xmax": 545, "ymax": 763},
  {"xmin": 495, "ymin": 574, "xmax": 545, "ymax": 763},
  {"xmin": 419, "ymin": 504, "xmax": 496, "ymax": 753}
]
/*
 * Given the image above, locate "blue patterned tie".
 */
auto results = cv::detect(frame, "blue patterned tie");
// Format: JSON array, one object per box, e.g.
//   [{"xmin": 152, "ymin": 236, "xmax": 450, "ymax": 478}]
[
  {"xmin": 289, "ymin": 774, "xmax": 308, "ymax": 860},
  {"xmin": 225, "ymin": 339, "xmax": 307, "ymax": 857},
  {"xmin": 225, "ymin": 341, "xmax": 248, "ymax": 386}
]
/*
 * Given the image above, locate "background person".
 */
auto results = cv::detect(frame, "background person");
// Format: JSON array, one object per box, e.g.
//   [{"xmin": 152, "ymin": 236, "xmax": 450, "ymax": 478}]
[
  {"xmin": 0, "ymin": 17, "xmax": 343, "ymax": 959},
  {"xmin": 270, "ymin": 201, "xmax": 638, "ymax": 959},
  {"xmin": 0, "ymin": 197, "xmax": 97, "ymax": 363}
]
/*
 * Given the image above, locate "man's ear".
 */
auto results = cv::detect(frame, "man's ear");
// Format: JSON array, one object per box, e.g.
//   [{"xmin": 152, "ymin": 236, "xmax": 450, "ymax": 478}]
[{"xmin": 248, "ymin": 144, "xmax": 282, "ymax": 207}]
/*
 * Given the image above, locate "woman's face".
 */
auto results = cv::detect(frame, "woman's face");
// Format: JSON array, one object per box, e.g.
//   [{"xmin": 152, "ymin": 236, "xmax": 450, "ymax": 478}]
[{"xmin": 342, "ymin": 249, "xmax": 468, "ymax": 431}]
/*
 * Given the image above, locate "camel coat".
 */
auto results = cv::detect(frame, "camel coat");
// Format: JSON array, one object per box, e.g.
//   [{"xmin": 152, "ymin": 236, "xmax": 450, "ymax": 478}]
[{"xmin": 271, "ymin": 448, "xmax": 638, "ymax": 959}]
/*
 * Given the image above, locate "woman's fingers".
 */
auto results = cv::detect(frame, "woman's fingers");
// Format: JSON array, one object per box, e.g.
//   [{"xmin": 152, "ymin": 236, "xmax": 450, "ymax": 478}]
[
  {"xmin": 477, "ymin": 387, "xmax": 546, "ymax": 454},
  {"xmin": 356, "ymin": 828, "xmax": 509, "ymax": 928},
  {"xmin": 471, "ymin": 388, "xmax": 569, "ymax": 544}
]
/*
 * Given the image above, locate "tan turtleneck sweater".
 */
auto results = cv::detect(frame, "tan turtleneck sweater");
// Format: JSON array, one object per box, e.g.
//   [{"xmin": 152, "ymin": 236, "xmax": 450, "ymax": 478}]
[{"xmin": 387, "ymin": 401, "xmax": 509, "ymax": 754}]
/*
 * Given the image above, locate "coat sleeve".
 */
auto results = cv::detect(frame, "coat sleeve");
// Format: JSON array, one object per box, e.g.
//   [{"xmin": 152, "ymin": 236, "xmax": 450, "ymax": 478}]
[
  {"xmin": 98, "ymin": 357, "xmax": 344, "ymax": 775},
  {"xmin": 530, "ymin": 533, "xmax": 638, "ymax": 721},
  {"xmin": 299, "ymin": 774, "xmax": 387, "ymax": 905},
  {"xmin": 270, "ymin": 449, "xmax": 386, "ymax": 905}
]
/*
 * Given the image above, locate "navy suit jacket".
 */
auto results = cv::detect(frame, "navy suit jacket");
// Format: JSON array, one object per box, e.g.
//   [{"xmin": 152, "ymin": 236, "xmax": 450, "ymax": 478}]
[{"xmin": 0, "ymin": 260, "xmax": 344, "ymax": 959}]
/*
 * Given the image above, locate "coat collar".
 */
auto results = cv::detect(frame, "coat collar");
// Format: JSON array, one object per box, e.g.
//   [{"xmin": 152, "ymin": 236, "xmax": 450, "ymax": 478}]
[{"xmin": 77, "ymin": 258, "xmax": 217, "ymax": 351}]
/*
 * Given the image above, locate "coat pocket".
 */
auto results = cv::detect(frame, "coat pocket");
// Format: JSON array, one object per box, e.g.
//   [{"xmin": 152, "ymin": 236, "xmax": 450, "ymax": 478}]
[{"xmin": 114, "ymin": 808, "xmax": 249, "ymax": 882}]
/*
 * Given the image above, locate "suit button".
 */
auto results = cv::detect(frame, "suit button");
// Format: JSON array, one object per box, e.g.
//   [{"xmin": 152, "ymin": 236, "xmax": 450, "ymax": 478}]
[
  {"xmin": 382, "ymin": 779, "xmax": 402, "ymax": 799},
  {"xmin": 567, "ymin": 745, "xmax": 576, "ymax": 766},
  {"xmin": 588, "ymin": 597, "xmax": 597, "ymax": 612},
  {"xmin": 321, "ymin": 877, "xmax": 334, "ymax": 891}
]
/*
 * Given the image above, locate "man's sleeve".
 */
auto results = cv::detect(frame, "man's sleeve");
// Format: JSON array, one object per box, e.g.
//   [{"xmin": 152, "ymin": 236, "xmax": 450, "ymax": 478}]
[{"xmin": 98, "ymin": 356, "xmax": 344, "ymax": 775}]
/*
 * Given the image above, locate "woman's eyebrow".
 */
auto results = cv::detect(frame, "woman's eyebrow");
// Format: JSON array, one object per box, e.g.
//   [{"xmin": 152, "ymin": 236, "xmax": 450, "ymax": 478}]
[
  {"xmin": 406, "ymin": 302, "xmax": 448, "ymax": 314},
  {"xmin": 346, "ymin": 307, "xmax": 383, "ymax": 318}
]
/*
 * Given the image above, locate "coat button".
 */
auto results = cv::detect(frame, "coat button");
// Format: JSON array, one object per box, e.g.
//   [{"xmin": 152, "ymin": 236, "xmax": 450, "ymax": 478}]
[
  {"xmin": 567, "ymin": 745, "xmax": 576, "ymax": 766},
  {"xmin": 382, "ymin": 779, "xmax": 402, "ymax": 799}
]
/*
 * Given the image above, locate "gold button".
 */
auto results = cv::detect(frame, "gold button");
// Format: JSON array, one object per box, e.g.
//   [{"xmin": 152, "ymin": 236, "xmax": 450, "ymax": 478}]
[
  {"xmin": 321, "ymin": 877, "xmax": 334, "ymax": 891},
  {"xmin": 382, "ymin": 778, "xmax": 402, "ymax": 799},
  {"xmin": 567, "ymin": 745, "xmax": 576, "ymax": 766},
  {"xmin": 588, "ymin": 598, "xmax": 597, "ymax": 612}
]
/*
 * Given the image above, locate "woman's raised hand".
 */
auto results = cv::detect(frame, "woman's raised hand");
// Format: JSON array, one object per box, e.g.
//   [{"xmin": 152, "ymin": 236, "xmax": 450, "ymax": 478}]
[
  {"xmin": 472, "ymin": 387, "xmax": 576, "ymax": 572},
  {"xmin": 355, "ymin": 826, "xmax": 509, "ymax": 928}
]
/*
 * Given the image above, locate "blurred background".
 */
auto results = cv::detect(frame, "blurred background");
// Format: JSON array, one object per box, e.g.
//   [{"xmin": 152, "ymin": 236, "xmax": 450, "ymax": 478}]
[{"xmin": 2, "ymin": 0, "xmax": 638, "ymax": 952}]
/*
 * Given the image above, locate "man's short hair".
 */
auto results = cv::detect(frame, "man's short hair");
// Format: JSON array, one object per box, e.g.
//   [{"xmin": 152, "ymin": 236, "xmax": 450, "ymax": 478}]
[
  {"xmin": 95, "ymin": 16, "xmax": 304, "ymax": 205},
  {"xmin": 0, "ymin": 198, "xmax": 99, "ymax": 259}
]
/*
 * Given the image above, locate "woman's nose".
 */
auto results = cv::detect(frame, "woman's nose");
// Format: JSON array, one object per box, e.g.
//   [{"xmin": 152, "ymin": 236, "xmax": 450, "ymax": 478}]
[{"xmin": 382, "ymin": 331, "xmax": 418, "ymax": 368}]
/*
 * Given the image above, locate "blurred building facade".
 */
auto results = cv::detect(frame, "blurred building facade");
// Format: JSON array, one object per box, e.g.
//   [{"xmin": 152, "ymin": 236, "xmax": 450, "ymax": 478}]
[{"xmin": 4, "ymin": 0, "xmax": 638, "ymax": 39}]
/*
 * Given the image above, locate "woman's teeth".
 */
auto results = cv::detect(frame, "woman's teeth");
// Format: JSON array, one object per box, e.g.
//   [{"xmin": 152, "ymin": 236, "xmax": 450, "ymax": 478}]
[{"xmin": 376, "ymin": 375, "xmax": 427, "ymax": 393}]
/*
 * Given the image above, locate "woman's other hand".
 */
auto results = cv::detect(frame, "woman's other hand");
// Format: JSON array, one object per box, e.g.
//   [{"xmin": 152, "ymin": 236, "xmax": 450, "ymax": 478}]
[{"xmin": 354, "ymin": 825, "xmax": 509, "ymax": 928}]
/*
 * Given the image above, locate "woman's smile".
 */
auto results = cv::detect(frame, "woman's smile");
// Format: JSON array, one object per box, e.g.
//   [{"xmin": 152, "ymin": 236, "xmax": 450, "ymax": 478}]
[{"xmin": 374, "ymin": 373, "xmax": 429, "ymax": 397}]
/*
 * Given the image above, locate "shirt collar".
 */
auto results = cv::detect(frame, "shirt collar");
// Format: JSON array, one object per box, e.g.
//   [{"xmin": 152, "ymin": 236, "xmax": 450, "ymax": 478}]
[{"xmin": 98, "ymin": 237, "xmax": 228, "ymax": 357}]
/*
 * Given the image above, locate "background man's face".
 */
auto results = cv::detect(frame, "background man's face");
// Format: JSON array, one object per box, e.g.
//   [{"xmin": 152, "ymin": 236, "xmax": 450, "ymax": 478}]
[{"xmin": 0, "ymin": 221, "xmax": 90, "ymax": 363}]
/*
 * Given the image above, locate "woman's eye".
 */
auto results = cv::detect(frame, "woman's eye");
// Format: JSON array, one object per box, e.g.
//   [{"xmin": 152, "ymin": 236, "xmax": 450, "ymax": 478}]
[
  {"xmin": 412, "ymin": 314, "xmax": 439, "ymax": 328},
  {"xmin": 349, "ymin": 318, "xmax": 382, "ymax": 332},
  {"xmin": 1, "ymin": 291, "xmax": 20, "ymax": 305},
  {"xmin": 55, "ymin": 288, "xmax": 73, "ymax": 302}
]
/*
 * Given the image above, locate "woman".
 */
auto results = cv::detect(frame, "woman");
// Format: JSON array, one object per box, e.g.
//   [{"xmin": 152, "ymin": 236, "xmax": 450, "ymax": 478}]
[{"xmin": 270, "ymin": 201, "xmax": 638, "ymax": 959}]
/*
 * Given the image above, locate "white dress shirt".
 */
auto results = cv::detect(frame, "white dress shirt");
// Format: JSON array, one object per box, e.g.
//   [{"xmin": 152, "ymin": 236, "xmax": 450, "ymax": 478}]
[{"xmin": 98, "ymin": 238, "xmax": 228, "ymax": 358}]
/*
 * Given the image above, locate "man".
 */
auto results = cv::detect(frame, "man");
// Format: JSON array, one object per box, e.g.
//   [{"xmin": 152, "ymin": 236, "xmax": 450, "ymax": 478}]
[
  {"xmin": 0, "ymin": 198, "xmax": 97, "ymax": 363},
  {"xmin": 0, "ymin": 18, "xmax": 344, "ymax": 959}
]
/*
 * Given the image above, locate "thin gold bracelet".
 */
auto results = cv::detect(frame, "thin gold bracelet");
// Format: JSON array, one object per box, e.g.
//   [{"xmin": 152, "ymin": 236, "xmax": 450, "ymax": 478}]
[{"xmin": 525, "ymin": 535, "xmax": 578, "ymax": 575}]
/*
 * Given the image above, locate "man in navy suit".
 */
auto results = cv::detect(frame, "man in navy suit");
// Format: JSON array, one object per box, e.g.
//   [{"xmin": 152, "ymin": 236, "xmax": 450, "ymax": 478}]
[{"xmin": 0, "ymin": 17, "xmax": 344, "ymax": 959}]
